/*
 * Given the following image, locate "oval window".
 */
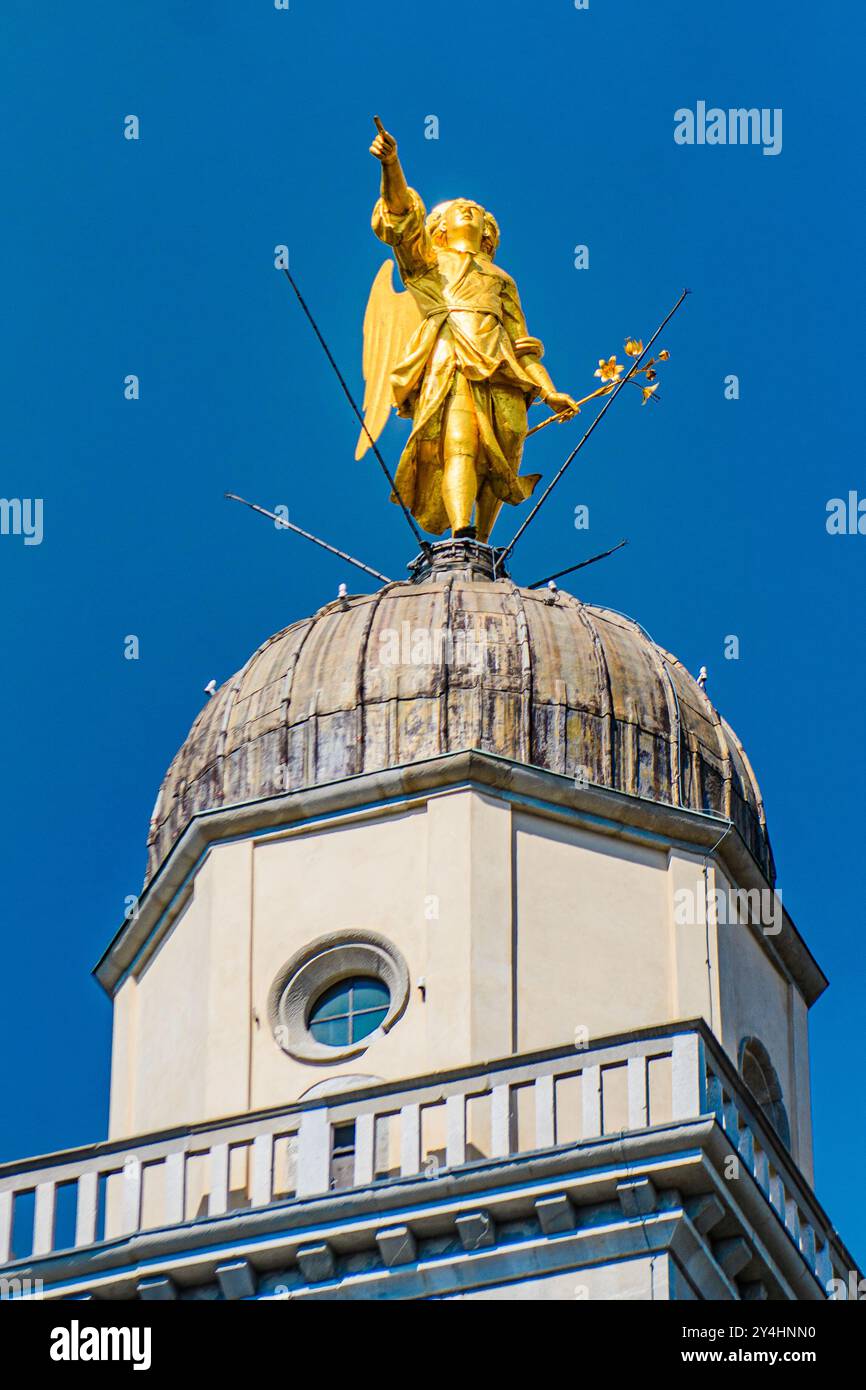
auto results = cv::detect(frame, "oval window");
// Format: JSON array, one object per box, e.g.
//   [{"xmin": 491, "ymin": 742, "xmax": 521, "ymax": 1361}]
[{"xmin": 308, "ymin": 976, "xmax": 390, "ymax": 1048}]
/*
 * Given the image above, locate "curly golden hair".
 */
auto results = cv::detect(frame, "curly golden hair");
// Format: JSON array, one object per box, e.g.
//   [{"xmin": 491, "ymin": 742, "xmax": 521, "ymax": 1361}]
[{"xmin": 425, "ymin": 199, "xmax": 501, "ymax": 258}]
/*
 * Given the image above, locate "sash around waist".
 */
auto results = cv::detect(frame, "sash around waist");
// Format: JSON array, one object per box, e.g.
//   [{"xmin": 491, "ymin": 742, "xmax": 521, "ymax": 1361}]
[{"xmin": 423, "ymin": 305, "xmax": 502, "ymax": 323}]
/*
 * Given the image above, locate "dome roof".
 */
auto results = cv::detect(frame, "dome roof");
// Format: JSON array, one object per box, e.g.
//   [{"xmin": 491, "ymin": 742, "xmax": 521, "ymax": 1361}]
[{"xmin": 146, "ymin": 545, "xmax": 772, "ymax": 885}]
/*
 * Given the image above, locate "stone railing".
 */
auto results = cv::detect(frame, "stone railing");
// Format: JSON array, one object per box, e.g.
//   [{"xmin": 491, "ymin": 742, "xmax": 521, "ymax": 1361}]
[
  {"xmin": 701, "ymin": 1051, "xmax": 844, "ymax": 1295},
  {"xmin": 0, "ymin": 1023, "xmax": 851, "ymax": 1295}
]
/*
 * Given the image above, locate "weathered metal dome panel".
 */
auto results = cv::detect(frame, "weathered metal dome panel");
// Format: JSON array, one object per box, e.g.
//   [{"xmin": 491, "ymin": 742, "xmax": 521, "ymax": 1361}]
[{"xmin": 146, "ymin": 572, "xmax": 773, "ymax": 886}]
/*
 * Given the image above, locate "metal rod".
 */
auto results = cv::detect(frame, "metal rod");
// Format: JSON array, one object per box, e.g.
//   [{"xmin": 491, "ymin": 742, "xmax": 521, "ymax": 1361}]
[
  {"xmin": 281, "ymin": 267, "xmax": 429, "ymax": 553},
  {"xmin": 494, "ymin": 288, "xmax": 690, "ymax": 576},
  {"xmin": 225, "ymin": 493, "xmax": 392, "ymax": 584},
  {"xmin": 526, "ymin": 539, "xmax": 628, "ymax": 589}
]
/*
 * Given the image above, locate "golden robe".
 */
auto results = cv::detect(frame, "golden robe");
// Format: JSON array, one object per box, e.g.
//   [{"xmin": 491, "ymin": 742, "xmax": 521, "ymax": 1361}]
[{"xmin": 373, "ymin": 189, "xmax": 543, "ymax": 535}]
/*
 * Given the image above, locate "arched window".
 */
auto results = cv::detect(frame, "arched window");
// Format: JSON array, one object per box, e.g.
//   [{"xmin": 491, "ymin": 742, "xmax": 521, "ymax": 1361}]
[{"xmin": 739, "ymin": 1036, "xmax": 791, "ymax": 1149}]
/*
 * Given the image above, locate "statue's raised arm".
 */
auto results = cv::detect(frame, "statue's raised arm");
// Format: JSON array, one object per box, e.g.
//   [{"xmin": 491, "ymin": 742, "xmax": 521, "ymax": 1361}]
[{"xmin": 370, "ymin": 118, "xmax": 411, "ymax": 217}]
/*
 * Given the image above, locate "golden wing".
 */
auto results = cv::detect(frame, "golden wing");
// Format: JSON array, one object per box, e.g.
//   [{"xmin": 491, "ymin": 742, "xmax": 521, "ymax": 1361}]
[{"xmin": 355, "ymin": 259, "xmax": 423, "ymax": 460}]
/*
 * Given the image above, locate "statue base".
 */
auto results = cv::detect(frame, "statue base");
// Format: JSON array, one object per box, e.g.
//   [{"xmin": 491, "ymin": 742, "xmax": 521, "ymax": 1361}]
[{"xmin": 407, "ymin": 538, "xmax": 509, "ymax": 584}]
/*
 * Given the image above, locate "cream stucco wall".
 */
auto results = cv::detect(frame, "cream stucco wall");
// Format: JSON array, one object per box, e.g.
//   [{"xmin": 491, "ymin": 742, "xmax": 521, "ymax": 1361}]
[
  {"xmin": 713, "ymin": 864, "xmax": 813, "ymax": 1179},
  {"xmin": 109, "ymin": 840, "xmax": 253, "ymax": 1138},
  {"xmin": 513, "ymin": 812, "xmax": 670, "ymax": 1050},
  {"xmin": 250, "ymin": 804, "xmax": 430, "ymax": 1109},
  {"xmin": 108, "ymin": 786, "xmax": 813, "ymax": 1181}
]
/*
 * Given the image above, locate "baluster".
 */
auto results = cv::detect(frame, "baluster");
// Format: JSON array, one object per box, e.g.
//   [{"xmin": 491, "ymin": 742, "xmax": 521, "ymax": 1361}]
[
  {"xmin": 400, "ymin": 1103, "xmax": 421, "ymax": 1177},
  {"xmin": 705, "ymin": 1073, "xmax": 725, "ymax": 1121},
  {"xmin": 33, "ymin": 1181, "xmax": 57, "ymax": 1256},
  {"xmin": 671, "ymin": 1034, "xmax": 704, "ymax": 1119},
  {"xmin": 784, "ymin": 1196, "xmax": 801, "ymax": 1246},
  {"xmin": 815, "ymin": 1242, "xmax": 833, "ymax": 1293},
  {"xmin": 535, "ymin": 1075, "xmax": 555, "ymax": 1149},
  {"xmin": 164, "ymin": 1151, "xmax": 185, "ymax": 1224},
  {"xmin": 296, "ymin": 1110, "xmax": 330, "ymax": 1197},
  {"xmin": 490, "ymin": 1084, "xmax": 511, "ymax": 1157},
  {"xmin": 120, "ymin": 1158, "xmax": 142, "ymax": 1235},
  {"xmin": 353, "ymin": 1114, "xmax": 375, "ymax": 1186},
  {"xmin": 581, "ymin": 1065, "xmax": 601, "ymax": 1139},
  {"xmin": 445, "ymin": 1093, "xmax": 466, "ymax": 1168},
  {"xmin": 627, "ymin": 1056, "xmax": 648, "ymax": 1129},
  {"xmin": 208, "ymin": 1144, "xmax": 229, "ymax": 1217},
  {"xmin": 74, "ymin": 1171, "xmax": 99, "ymax": 1248},
  {"xmin": 0, "ymin": 1190, "xmax": 14, "ymax": 1263},
  {"xmin": 800, "ymin": 1223, "xmax": 817, "ymax": 1269},
  {"xmin": 769, "ymin": 1172, "xmax": 785, "ymax": 1219},
  {"xmin": 722, "ymin": 1101, "xmax": 741, "ymax": 1148},
  {"xmin": 251, "ymin": 1134, "xmax": 274, "ymax": 1208}
]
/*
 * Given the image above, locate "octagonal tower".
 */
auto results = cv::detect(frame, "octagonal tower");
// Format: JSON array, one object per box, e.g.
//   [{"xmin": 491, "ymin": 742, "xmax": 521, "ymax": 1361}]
[
  {"xmin": 2, "ymin": 539, "xmax": 857, "ymax": 1302},
  {"xmin": 100, "ymin": 542, "xmax": 818, "ymax": 1192}
]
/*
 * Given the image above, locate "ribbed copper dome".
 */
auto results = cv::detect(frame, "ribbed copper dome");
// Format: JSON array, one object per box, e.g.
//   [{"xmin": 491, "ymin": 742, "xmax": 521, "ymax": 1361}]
[{"xmin": 146, "ymin": 546, "xmax": 772, "ymax": 885}]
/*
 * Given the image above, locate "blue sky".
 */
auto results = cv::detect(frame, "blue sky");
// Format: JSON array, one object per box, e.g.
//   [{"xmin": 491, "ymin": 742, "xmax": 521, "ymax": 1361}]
[{"xmin": 2, "ymin": 2, "xmax": 864, "ymax": 1265}]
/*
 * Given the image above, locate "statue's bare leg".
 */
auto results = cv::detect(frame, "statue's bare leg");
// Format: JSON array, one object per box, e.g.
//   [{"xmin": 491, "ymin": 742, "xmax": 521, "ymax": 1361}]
[
  {"xmin": 475, "ymin": 481, "xmax": 502, "ymax": 545},
  {"xmin": 442, "ymin": 372, "xmax": 479, "ymax": 535},
  {"xmin": 476, "ymin": 384, "xmax": 527, "ymax": 544}
]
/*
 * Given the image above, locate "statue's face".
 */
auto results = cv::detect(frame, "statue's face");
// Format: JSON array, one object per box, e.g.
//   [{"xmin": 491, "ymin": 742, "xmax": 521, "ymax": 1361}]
[{"xmin": 443, "ymin": 200, "xmax": 485, "ymax": 252}]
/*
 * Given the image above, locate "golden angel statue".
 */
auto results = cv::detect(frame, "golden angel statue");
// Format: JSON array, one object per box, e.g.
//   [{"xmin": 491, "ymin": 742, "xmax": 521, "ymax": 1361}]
[{"xmin": 358, "ymin": 119, "xmax": 579, "ymax": 543}]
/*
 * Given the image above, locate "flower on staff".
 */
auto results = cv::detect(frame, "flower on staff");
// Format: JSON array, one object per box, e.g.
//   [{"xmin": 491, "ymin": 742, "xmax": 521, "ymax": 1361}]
[
  {"xmin": 624, "ymin": 338, "xmax": 643, "ymax": 357},
  {"xmin": 642, "ymin": 383, "xmax": 659, "ymax": 404},
  {"xmin": 595, "ymin": 355, "xmax": 623, "ymax": 383},
  {"xmin": 658, "ymin": 349, "xmax": 670, "ymax": 360},
  {"xmin": 644, "ymin": 367, "xmax": 657, "ymax": 380}
]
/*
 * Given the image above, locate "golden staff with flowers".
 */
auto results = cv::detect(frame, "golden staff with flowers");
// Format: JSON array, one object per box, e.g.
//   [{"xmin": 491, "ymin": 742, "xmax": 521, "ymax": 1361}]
[
  {"xmin": 493, "ymin": 288, "xmax": 690, "ymax": 576},
  {"xmin": 526, "ymin": 340, "xmax": 672, "ymax": 438}
]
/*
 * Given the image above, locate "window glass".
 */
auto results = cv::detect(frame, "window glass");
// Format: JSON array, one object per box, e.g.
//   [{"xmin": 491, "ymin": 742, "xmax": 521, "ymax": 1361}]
[{"xmin": 308, "ymin": 976, "xmax": 390, "ymax": 1046}]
